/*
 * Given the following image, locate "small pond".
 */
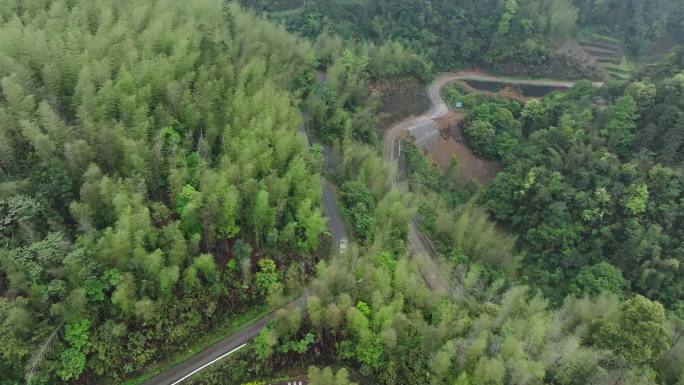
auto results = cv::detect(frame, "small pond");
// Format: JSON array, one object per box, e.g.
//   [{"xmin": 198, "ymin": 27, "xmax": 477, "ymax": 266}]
[{"xmin": 464, "ymin": 80, "xmax": 568, "ymax": 98}]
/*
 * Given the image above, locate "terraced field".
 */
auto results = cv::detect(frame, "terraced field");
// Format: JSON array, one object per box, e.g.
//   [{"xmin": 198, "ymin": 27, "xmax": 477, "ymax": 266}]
[
  {"xmin": 577, "ymin": 33, "xmax": 633, "ymax": 79},
  {"xmin": 559, "ymin": 28, "xmax": 633, "ymax": 81}
]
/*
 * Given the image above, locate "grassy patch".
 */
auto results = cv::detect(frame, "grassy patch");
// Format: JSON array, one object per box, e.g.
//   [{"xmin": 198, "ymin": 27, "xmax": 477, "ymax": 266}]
[
  {"xmin": 441, "ymin": 83, "xmax": 469, "ymax": 109},
  {"xmin": 377, "ymin": 78, "xmax": 430, "ymax": 126},
  {"xmin": 603, "ymin": 57, "xmax": 635, "ymax": 79},
  {"xmin": 578, "ymin": 27, "xmax": 621, "ymax": 45}
]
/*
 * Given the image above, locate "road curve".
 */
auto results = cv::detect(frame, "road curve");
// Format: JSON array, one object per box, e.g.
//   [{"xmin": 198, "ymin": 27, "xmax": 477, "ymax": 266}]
[
  {"xmin": 142, "ymin": 72, "xmax": 596, "ymax": 385},
  {"xmin": 384, "ymin": 72, "xmax": 601, "ymax": 293}
]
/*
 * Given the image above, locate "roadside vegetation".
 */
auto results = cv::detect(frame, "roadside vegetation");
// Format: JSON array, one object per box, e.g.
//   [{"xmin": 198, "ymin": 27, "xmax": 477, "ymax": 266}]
[
  {"xmin": 2, "ymin": 0, "xmax": 684, "ymax": 385},
  {"xmin": 243, "ymin": 5, "xmax": 684, "ymax": 385},
  {"xmin": 0, "ymin": 1, "xmax": 326, "ymax": 383},
  {"xmin": 243, "ymin": 0, "xmax": 683, "ymax": 78}
]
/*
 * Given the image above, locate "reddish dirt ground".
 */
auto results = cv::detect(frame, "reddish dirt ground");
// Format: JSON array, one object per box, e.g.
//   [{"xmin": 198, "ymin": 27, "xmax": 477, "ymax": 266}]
[
  {"xmin": 435, "ymin": 110, "xmax": 464, "ymax": 133},
  {"xmin": 428, "ymin": 137, "xmax": 502, "ymax": 185},
  {"xmin": 427, "ymin": 111, "xmax": 502, "ymax": 185}
]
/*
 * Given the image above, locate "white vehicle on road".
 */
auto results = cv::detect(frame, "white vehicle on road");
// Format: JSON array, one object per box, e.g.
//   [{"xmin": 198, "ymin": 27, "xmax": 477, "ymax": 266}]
[{"xmin": 338, "ymin": 238, "xmax": 348, "ymax": 254}]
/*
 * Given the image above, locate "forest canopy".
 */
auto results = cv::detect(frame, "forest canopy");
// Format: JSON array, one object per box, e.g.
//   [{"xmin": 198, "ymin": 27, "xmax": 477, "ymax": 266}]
[
  {"xmin": 1, "ymin": 0, "xmax": 684, "ymax": 385},
  {"xmin": 244, "ymin": 0, "xmax": 684, "ymax": 76},
  {"xmin": 0, "ymin": 0, "xmax": 327, "ymax": 383}
]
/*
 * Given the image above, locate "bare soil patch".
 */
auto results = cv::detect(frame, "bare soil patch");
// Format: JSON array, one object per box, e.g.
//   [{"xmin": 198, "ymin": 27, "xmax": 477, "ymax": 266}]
[
  {"xmin": 556, "ymin": 39, "xmax": 631, "ymax": 80},
  {"xmin": 427, "ymin": 137, "xmax": 502, "ymax": 186},
  {"xmin": 435, "ymin": 110, "xmax": 464, "ymax": 133},
  {"xmin": 484, "ymin": 53, "xmax": 601, "ymax": 80},
  {"xmin": 427, "ymin": 111, "xmax": 502, "ymax": 185}
]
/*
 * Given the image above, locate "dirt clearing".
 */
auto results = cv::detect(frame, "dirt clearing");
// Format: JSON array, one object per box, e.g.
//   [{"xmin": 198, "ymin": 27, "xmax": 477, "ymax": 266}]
[
  {"xmin": 427, "ymin": 111, "xmax": 502, "ymax": 185},
  {"xmin": 428, "ymin": 137, "xmax": 502, "ymax": 185}
]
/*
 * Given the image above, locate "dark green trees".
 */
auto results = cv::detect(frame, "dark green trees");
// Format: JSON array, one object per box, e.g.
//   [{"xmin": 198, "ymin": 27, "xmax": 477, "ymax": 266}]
[
  {"xmin": 0, "ymin": 1, "xmax": 326, "ymax": 383},
  {"xmin": 482, "ymin": 78, "xmax": 684, "ymax": 308},
  {"xmin": 569, "ymin": 262, "xmax": 628, "ymax": 297},
  {"xmin": 246, "ymin": 0, "xmax": 683, "ymax": 76},
  {"xmin": 592, "ymin": 295, "xmax": 670, "ymax": 366}
]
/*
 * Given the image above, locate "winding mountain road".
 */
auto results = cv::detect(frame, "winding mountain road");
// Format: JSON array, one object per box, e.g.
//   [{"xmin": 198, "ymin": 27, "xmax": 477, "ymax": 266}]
[
  {"xmin": 385, "ymin": 73, "xmax": 603, "ymax": 163},
  {"xmin": 384, "ymin": 72, "xmax": 602, "ymax": 293},
  {"xmin": 142, "ymin": 72, "xmax": 600, "ymax": 384},
  {"xmin": 141, "ymin": 125, "xmax": 348, "ymax": 385}
]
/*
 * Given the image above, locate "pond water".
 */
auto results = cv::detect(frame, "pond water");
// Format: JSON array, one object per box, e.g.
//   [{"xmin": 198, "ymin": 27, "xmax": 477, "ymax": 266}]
[{"xmin": 464, "ymin": 80, "xmax": 567, "ymax": 98}]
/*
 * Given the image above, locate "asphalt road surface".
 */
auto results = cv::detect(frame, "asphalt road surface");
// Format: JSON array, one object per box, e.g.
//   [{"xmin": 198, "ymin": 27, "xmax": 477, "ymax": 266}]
[
  {"xmin": 142, "ymin": 296, "xmax": 306, "ymax": 385},
  {"xmin": 143, "ymin": 72, "xmax": 598, "ymax": 384},
  {"xmin": 322, "ymin": 180, "xmax": 349, "ymax": 251},
  {"xmin": 143, "ymin": 120, "xmax": 349, "ymax": 385},
  {"xmin": 383, "ymin": 72, "xmax": 601, "ymax": 293}
]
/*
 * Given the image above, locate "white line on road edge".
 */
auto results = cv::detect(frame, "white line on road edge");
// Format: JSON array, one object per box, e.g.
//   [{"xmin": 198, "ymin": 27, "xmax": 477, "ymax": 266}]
[{"xmin": 170, "ymin": 343, "xmax": 247, "ymax": 385}]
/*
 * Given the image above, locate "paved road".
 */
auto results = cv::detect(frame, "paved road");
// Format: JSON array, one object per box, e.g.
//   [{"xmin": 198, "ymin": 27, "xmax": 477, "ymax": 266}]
[
  {"xmin": 142, "ymin": 120, "xmax": 349, "ymax": 385},
  {"xmin": 142, "ymin": 296, "xmax": 306, "ymax": 385},
  {"xmin": 384, "ymin": 72, "xmax": 601, "ymax": 293},
  {"xmin": 442, "ymin": 72, "xmax": 603, "ymax": 89},
  {"xmin": 143, "ymin": 72, "xmax": 597, "ymax": 384},
  {"xmin": 322, "ymin": 180, "xmax": 349, "ymax": 250},
  {"xmin": 301, "ymin": 116, "xmax": 349, "ymax": 251}
]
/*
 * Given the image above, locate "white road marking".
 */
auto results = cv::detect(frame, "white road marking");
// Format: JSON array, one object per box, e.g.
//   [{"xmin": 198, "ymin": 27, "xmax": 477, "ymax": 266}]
[{"xmin": 170, "ymin": 343, "xmax": 247, "ymax": 385}]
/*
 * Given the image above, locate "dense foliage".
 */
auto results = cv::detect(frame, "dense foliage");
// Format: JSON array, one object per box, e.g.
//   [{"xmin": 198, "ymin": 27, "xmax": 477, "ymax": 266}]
[
  {"xmin": 478, "ymin": 72, "xmax": 684, "ymax": 309},
  {"xmin": 631, "ymin": 47, "xmax": 684, "ymax": 165},
  {"xmin": 260, "ymin": 54, "xmax": 684, "ymax": 384},
  {"xmin": 574, "ymin": 0, "xmax": 684, "ymax": 54},
  {"xmin": 435, "ymin": 74, "xmax": 684, "ymax": 312},
  {"xmin": 259, "ymin": 247, "xmax": 680, "ymax": 385},
  {"xmin": 2, "ymin": 0, "xmax": 684, "ymax": 384},
  {"xmin": 243, "ymin": 0, "xmax": 683, "ymax": 75},
  {"xmin": 0, "ymin": 1, "xmax": 329, "ymax": 383}
]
